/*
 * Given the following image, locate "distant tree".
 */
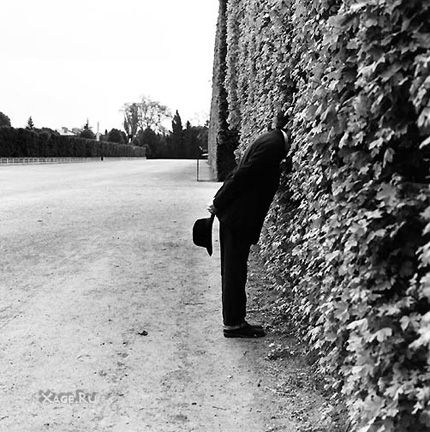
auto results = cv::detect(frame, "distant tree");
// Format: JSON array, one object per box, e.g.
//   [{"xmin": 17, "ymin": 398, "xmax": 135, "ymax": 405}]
[
  {"xmin": 183, "ymin": 123, "xmax": 209, "ymax": 158},
  {"xmin": 121, "ymin": 97, "xmax": 212, "ymax": 158},
  {"xmin": 140, "ymin": 127, "xmax": 171, "ymax": 158},
  {"xmin": 137, "ymin": 95, "xmax": 170, "ymax": 133},
  {"xmin": 120, "ymin": 130, "xmax": 128, "ymax": 144},
  {"xmin": 172, "ymin": 110, "xmax": 183, "ymax": 134},
  {"xmin": 79, "ymin": 120, "xmax": 96, "ymax": 139},
  {"xmin": 140, "ymin": 127, "xmax": 158, "ymax": 147},
  {"xmin": 123, "ymin": 103, "xmax": 139, "ymax": 141},
  {"xmin": 26, "ymin": 116, "xmax": 34, "ymax": 130},
  {"xmin": 38, "ymin": 127, "xmax": 60, "ymax": 135},
  {"xmin": 121, "ymin": 95, "xmax": 171, "ymax": 146},
  {"xmin": 134, "ymin": 115, "xmax": 209, "ymax": 159},
  {"xmin": 171, "ymin": 110, "xmax": 184, "ymax": 157},
  {"xmin": 99, "ymin": 129, "xmax": 108, "ymax": 141},
  {"xmin": 80, "ymin": 129, "xmax": 96, "ymax": 139},
  {"xmin": 123, "ymin": 118, "xmax": 130, "ymax": 140},
  {"xmin": 107, "ymin": 128, "xmax": 124, "ymax": 144},
  {"xmin": 35, "ymin": 127, "xmax": 59, "ymax": 144},
  {"xmin": 0, "ymin": 112, "xmax": 11, "ymax": 127}
]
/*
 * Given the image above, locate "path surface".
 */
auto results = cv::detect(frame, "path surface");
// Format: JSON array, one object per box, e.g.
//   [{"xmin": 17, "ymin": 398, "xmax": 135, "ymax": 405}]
[{"xmin": 0, "ymin": 160, "xmax": 302, "ymax": 432}]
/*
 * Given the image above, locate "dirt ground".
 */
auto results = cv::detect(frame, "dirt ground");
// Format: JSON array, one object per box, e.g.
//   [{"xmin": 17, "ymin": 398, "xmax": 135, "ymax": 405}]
[{"xmin": 0, "ymin": 160, "xmax": 332, "ymax": 432}]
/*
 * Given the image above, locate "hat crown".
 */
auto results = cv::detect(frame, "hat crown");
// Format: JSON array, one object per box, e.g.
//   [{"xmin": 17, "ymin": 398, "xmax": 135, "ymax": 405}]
[{"xmin": 192, "ymin": 215, "xmax": 214, "ymax": 256}]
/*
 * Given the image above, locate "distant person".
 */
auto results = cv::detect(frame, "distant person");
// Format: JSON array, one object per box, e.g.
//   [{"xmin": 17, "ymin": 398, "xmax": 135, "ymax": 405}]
[{"xmin": 208, "ymin": 114, "xmax": 291, "ymax": 338}]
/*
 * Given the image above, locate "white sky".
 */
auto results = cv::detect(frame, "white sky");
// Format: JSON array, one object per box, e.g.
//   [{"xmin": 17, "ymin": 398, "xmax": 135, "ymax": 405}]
[{"xmin": 1, "ymin": 0, "xmax": 218, "ymax": 132}]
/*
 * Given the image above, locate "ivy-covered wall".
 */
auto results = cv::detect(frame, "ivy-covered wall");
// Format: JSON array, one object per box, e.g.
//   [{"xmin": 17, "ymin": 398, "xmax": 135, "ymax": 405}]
[
  {"xmin": 209, "ymin": 0, "xmax": 430, "ymax": 430},
  {"xmin": 208, "ymin": 0, "xmax": 222, "ymax": 178},
  {"xmin": 208, "ymin": 0, "xmax": 239, "ymax": 181}
]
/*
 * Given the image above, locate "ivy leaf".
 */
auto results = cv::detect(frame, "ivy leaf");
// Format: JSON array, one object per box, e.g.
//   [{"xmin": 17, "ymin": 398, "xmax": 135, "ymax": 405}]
[
  {"xmin": 365, "ymin": 210, "xmax": 383, "ymax": 219},
  {"xmin": 372, "ymin": 327, "xmax": 393, "ymax": 342},
  {"xmin": 418, "ymin": 107, "xmax": 430, "ymax": 129},
  {"xmin": 347, "ymin": 318, "xmax": 368, "ymax": 331},
  {"xmin": 350, "ymin": 1, "xmax": 370, "ymax": 12},
  {"xmin": 383, "ymin": 148, "xmax": 395, "ymax": 167},
  {"xmin": 419, "ymin": 135, "xmax": 430, "ymax": 149},
  {"xmin": 409, "ymin": 312, "xmax": 430, "ymax": 348},
  {"xmin": 422, "ymin": 285, "xmax": 430, "ymax": 299},
  {"xmin": 358, "ymin": 62, "xmax": 377, "ymax": 78},
  {"xmin": 415, "ymin": 33, "xmax": 430, "ymax": 49},
  {"xmin": 400, "ymin": 316, "xmax": 410, "ymax": 331},
  {"xmin": 369, "ymin": 137, "xmax": 384, "ymax": 150},
  {"xmin": 376, "ymin": 184, "xmax": 398, "ymax": 206},
  {"xmin": 381, "ymin": 64, "xmax": 403, "ymax": 83},
  {"xmin": 347, "ymin": 39, "xmax": 359, "ymax": 50}
]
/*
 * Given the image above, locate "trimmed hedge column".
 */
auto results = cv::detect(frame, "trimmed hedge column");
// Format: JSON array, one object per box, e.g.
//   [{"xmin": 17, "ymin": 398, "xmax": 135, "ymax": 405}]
[{"xmin": 208, "ymin": 0, "xmax": 239, "ymax": 181}]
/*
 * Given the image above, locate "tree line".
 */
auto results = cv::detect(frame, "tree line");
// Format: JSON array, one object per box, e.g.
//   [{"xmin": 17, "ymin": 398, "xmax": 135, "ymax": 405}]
[
  {"xmin": 0, "ymin": 113, "xmax": 145, "ymax": 158},
  {"xmin": 0, "ymin": 95, "xmax": 208, "ymax": 159},
  {"xmin": 122, "ymin": 96, "xmax": 208, "ymax": 159}
]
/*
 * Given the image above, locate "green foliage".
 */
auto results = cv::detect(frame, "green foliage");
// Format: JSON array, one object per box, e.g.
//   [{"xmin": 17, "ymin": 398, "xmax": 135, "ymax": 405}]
[
  {"xmin": 182, "ymin": 123, "xmax": 208, "ymax": 159},
  {"xmin": 123, "ymin": 102, "xmax": 140, "ymax": 140},
  {"xmin": 172, "ymin": 110, "xmax": 183, "ymax": 135},
  {"xmin": 138, "ymin": 122, "xmax": 208, "ymax": 159},
  {"xmin": 135, "ymin": 127, "xmax": 165, "ymax": 157},
  {"xmin": 79, "ymin": 121, "xmax": 96, "ymax": 140},
  {"xmin": 171, "ymin": 110, "xmax": 185, "ymax": 157},
  {"xmin": 136, "ymin": 95, "xmax": 170, "ymax": 133},
  {"xmin": 216, "ymin": 0, "xmax": 430, "ymax": 430},
  {"xmin": 107, "ymin": 128, "xmax": 125, "ymax": 144},
  {"xmin": 0, "ymin": 127, "xmax": 145, "ymax": 157},
  {"xmin": 80, "ymin": 129, "xmax": 96, "ymax": 140},
  {"xmin": 0, "ymin": 111, "xmax": 11, "ymax": 127},
  {"xmin": 26, "ymin": 116, "xmax": 34, "ymax": 130},
  {"xmin": 123, "ymin": 99, "xmax": 208, "ymax": 158},
  {"xmin": 208, "ymin": 0, "xmax": 239, "ymax": 180}
]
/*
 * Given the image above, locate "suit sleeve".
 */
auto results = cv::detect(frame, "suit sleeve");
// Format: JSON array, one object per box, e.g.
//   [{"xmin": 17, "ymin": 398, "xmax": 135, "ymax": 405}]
[{"xmin": 213, "ymin": 141, "xmax": 279, "ymax": 212}]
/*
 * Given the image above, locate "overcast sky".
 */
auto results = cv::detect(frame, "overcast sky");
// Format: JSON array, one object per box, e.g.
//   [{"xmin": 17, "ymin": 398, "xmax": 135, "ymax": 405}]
[{"xmin": 1, "ymin": 0, "xmax": 218, "ymax": 132}]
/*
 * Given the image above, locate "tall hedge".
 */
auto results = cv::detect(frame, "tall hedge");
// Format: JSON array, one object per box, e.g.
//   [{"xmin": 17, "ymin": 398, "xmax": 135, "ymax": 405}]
[
  {"xmin": 0, "ymin": 127, "xmax": 146, "ymax": 158},
  {"xmin": 210, "ymin": 0, "xmax": 430, "ymax": 430},
  {"xmin": 208, "ymin": 0, "xmax": 239, "ymax": 180}
]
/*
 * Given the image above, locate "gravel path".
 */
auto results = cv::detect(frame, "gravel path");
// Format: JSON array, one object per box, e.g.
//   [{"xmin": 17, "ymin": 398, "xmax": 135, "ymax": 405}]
[{"xmin": 0, "ymin": 160, "xmax": 306, "ymax": 432}]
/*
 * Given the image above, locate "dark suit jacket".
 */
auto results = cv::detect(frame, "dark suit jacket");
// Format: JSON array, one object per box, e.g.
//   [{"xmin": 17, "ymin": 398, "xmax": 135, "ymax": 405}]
[{"xmin": 213, "ymin": 129, "xmax": 287, "ymax": 244}]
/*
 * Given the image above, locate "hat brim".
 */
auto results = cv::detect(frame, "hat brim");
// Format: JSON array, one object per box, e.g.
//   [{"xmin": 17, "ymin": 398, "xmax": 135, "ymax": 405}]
[{"xmin": 192, "ymin": 214, "xmax": 215, "ymax": 256}]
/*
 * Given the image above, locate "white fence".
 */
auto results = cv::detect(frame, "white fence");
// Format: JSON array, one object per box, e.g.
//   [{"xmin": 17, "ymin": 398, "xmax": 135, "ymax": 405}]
[{"xmin": 0, "ymin": 157, "xmax": 146, "ymax": 165}]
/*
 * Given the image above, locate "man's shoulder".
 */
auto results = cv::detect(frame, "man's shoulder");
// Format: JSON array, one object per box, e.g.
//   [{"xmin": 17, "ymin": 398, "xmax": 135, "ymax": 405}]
[
  {"xmin": 249, "ymin": 129, "xmax": 285, "ymax": 159},
  {"xmin": 237, "ymin": 129, "xmax": 285, "ymax": 165},
  {"xmin": 253, "ymin": 129, "xmax": 283, "ymax": 147}
]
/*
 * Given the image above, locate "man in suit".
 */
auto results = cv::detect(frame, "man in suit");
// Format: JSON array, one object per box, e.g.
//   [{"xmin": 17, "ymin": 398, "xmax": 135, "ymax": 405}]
[{"xmin": 208, "ymin": 118, "xmax": 290, "ymax": 338}]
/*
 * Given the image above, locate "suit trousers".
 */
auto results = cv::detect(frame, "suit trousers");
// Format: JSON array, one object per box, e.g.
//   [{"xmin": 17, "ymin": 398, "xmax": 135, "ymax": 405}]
[{"xmin": 219, "ymin": 222, "xmax": 252, "ymax": 326}]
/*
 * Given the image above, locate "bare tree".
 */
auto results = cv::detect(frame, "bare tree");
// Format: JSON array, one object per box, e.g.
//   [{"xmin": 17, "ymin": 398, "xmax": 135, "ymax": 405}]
[
  {"xmin": 123, "ymin": 103, "xmax": 140, "ymax": 140},
  {"xmin": 122, "ymin": 96, "xmax": 170, "ymax": 136},
  {"xmin": 137, "ymin": 96, "xmax": 170, "ymax": 134}
]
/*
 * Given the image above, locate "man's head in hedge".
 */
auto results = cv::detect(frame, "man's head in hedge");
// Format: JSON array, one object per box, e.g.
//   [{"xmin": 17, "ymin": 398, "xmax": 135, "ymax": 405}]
[{"xmin": 275, "ymin": 108, "xmax": 292, "ymax": 131}]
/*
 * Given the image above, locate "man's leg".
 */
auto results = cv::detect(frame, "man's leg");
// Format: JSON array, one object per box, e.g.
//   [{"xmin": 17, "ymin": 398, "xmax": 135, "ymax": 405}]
[{"xmin": 219, "ymin": 222, "xmax": 251, "ymax": 326}]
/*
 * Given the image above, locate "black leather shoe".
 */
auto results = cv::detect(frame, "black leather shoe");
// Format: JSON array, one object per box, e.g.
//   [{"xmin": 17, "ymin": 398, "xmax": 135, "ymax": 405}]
[{"xmin": 223, "ymin": 322, "xmax": 266, "ymax": 338}]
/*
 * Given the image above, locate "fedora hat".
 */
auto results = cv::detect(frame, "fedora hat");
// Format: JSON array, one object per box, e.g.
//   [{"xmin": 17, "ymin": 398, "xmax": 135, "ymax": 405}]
[{"xmin": 192, "ymin": 214, "xmax": 215, "ymax": 256}]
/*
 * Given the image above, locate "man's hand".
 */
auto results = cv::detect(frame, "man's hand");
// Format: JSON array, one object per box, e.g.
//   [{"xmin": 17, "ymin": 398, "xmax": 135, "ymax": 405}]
[{"xmin": 207, "ymin": 203, "xmax": 217, "ymax": 215}]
